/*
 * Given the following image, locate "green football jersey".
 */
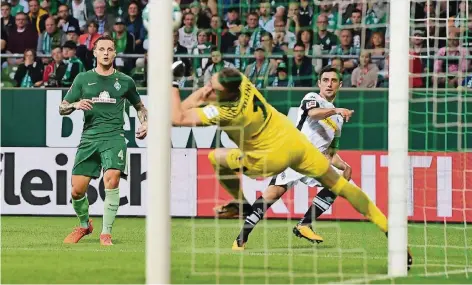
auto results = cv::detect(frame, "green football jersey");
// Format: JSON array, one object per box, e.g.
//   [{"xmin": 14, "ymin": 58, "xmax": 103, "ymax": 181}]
[{"xmin": 64, "ymin": 69, "xmax": 142, "ymax": 141}]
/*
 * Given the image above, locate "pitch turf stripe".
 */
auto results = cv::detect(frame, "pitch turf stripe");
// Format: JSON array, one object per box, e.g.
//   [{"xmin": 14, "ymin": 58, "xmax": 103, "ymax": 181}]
[
  {"xmin": 3, "ymin": 247, "xmax": 469, "ymax": 271},
  {"xmin": 173, "ymin": 248, "xmax": 465, "ymax": 264},
  {"xmin": 3, "ymin": 246, "xmax": 465, "ymax": 266},
  {"xmin": 2, "ymin": 247, "xmax": 144, "ymax": 253}
]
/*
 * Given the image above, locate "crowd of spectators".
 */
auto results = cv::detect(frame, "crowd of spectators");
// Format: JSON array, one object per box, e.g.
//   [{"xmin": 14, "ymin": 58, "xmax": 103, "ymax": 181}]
[{"xmin": 1, "ymin": 0, "xmax": 471, "ymax": 89}]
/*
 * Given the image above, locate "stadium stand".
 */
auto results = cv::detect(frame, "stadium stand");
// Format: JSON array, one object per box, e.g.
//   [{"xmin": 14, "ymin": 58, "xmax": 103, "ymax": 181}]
[{"xmin": 0, "ymin": 0, "xmax": 470, "ymax": 89}]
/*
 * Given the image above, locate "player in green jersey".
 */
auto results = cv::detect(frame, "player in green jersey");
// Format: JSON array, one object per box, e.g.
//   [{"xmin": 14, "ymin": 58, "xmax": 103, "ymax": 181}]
[{"xmin": 60, "ymin": 35, "xmax": 148, "ymax": 246}]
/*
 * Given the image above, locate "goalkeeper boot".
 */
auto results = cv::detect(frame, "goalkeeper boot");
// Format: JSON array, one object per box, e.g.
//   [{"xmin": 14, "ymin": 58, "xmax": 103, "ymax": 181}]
[
  {"xmin": 100, "ymin": 234, "xmax": 113, "ymax": 246},
  {"xmin": 214, "ymin": 201, "xmax": 252, "ymax": 219},
  {"xmin": 64, "ymin": 219, "xmax": 94, "ymax": 244},
  {"xmin": 408, "ymin": 247, "xmax": 413, "ymax": 271},
  {"xmin": 293, "ymin": 224, "xmax": 324, "ymax": 244},
  {"xmin": 232, "ymin": 238, "xmax": 246, "ymax": 251}
]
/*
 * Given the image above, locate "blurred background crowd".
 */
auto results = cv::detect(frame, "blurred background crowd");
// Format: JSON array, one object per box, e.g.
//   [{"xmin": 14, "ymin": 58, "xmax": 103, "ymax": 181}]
[{"xmin": 1, "ymin": 0, "xmax": 471, "ymax": 89}]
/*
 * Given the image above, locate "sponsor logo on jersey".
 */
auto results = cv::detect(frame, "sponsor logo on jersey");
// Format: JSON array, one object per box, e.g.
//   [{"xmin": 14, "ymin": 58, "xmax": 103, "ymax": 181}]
[
  {"xmin": 305, "ymin": 100, "xmax": 318, "ymax": 109},
  {"xmin": 202, "ymin": 105, "xmax": 219, "ymax": 119},
  {"xmin": 92, "ymin": 91, "xmax": 117, "ymax": 103}
]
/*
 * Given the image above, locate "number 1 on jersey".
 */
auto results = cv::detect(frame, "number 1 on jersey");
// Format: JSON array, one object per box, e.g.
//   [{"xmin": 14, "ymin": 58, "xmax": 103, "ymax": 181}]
[{"xmin": 253, "ymin": 95, "xmax": 268, "ymax": 122}]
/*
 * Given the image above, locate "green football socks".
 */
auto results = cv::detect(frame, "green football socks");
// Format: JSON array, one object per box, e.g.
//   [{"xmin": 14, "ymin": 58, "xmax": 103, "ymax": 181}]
[
  {"xmin": 102, "ymin": 188, "xmax": 120, "ymax": 235},
  {"xmin": 72, "ymin": 196, "xmax": 90, "ymax": 228}
]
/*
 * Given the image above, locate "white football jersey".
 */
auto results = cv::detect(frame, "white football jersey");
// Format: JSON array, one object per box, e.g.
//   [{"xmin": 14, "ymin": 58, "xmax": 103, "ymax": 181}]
[
  {"xmin": 271, "ymin": 92, "xmax": 346, "ymax": 188},
  {"xmin": 295, "ymin": 92, "xmax": 344, "ymax": 155}
]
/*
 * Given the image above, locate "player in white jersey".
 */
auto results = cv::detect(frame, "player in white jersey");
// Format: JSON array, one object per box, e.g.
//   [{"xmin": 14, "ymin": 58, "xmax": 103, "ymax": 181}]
[
  {"xmin": 273, "ymin": 91, "xmax": 346, "ymax": 189},
  {"xmin": 235, "ymin": 66, "xmax": 354, "ymax": 246}
]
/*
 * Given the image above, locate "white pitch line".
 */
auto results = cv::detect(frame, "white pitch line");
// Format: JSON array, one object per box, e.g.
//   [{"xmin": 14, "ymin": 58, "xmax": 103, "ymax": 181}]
[{"xmin": 334, "ymin": 268, "xmax": 472, "ymax": 284}]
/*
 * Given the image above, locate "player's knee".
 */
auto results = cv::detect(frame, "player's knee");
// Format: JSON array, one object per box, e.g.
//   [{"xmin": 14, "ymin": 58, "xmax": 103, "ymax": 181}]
[
  {"xmin": 104, "ymin": 176, "xmax": 120, "ymax": 189},
  {"xmin": 103, "ymin": 170, "xmax": 121, "ymax": 189},
  {"xmin": 71, "ymin": 176, "xmax": 89, "ymax": 199},
  {"xmin": 262, "ymin": 185, "xmax": 287, "ymax": 202},
  {"xmin": 208, "ymin": 150, "xmax": 232, "ymax": 171},
  {"xmin": 317, "ymin": 167, "xmax": 343, "ymax": 192},
  {"xmin": 71, "ymin": 185, "xmax": 87, "ymax": 200}
]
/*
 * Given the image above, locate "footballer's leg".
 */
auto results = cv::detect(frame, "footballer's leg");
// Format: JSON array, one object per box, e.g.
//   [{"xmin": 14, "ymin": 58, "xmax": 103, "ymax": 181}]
[
  {"xmin": 99, "ymin": 139, "xmax": 127, "ymax": 246},
  {"xmin": 294, "ymin": 144, "xmax": 388, "ymax": 233},
  {"xmin": 293, "ymin": 188, "xmax": 336, "ymax": 243},
  {"xmin": 64, "ymin": 142, "xmax": 99, "ymax": 244},
  {"xmin": 233, "ymin": 181, "xmax": 286, "ymax": 250},
  {"xmin": 297, "ymin": 188, "xmax": 337, "ymax": 227},
  {"xmin": 100, "ymin": 169, "xmax": 121, "ymax": 246},
  {"xmin": 295, "ymin": 144, "xmax": 413, "ymax": 270},
  {"xmin": 209, "ymin": 148, "xmax": 252, "ymax": 218}
]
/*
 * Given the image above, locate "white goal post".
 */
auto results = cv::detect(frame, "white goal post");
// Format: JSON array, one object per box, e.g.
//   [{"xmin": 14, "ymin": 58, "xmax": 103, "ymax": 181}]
[
  {"xmin": 146, "ymin": 0, "xmax": 173, "ymax": 284},
  {"xmin": 145, "ymin": 0, "xmax": 413, "ymax": 281},
  {"xmin": 388, "ymin": 0, "xmax": 411, "ymax": 277}
]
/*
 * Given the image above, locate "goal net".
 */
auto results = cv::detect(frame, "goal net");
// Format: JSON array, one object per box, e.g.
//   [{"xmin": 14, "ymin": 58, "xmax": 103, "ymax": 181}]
[{"xmin": 161, "ymin": 0, "xmax": 472, "ymax": 283}]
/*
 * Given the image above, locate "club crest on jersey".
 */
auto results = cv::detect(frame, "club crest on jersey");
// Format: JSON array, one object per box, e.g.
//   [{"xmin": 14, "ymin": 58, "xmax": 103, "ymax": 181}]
[
  {"xmin": 92, "ymin": 91, "xmax": 116, "ymax": 103},
  {"xmin": 114, "ymin": 81, "xmax": 121, "ymax": 91}
]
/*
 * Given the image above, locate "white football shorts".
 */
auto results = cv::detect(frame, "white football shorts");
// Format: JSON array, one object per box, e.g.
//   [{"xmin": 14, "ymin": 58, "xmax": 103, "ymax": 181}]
[{"xmin": 270, "ymin": 166, "xmax": 345, "ymax": 188}]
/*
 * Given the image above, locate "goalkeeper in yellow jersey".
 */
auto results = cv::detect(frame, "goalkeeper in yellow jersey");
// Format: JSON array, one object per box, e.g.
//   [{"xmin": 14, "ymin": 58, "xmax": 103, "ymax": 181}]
[{"xmin": 171, "ymin": 65, "xmax": 412, "ymax": 270}]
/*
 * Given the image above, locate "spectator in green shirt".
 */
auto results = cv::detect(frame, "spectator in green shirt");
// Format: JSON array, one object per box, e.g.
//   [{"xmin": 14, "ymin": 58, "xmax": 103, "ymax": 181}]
[
  {"xmin": 313, "ymin": 2, "xmax": 339, "ymax": 33},
  {"xmin": 10, "ymin": 0, "xmax": 27, "ymax": 16}
]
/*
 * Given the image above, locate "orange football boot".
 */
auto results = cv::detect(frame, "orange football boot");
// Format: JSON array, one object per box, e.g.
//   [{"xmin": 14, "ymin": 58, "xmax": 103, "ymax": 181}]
[
  {"xmin": 63, "ymin": 219, "xmax": 93, "ymax": 244},
  {"xmin": 100, "ymin": 234, "xmax": 113, "ymax": 246}
]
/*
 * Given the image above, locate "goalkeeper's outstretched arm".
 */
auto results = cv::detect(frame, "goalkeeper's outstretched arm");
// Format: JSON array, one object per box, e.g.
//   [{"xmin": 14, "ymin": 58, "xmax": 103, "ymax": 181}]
[{"xmin": 171, "ymin": 86, "xmax": 211, "ymax": 127}]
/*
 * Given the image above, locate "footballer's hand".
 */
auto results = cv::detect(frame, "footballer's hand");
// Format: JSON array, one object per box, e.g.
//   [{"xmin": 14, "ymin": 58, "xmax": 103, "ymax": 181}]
[
  {"xmin": 343, "ymin": 164, "xmax": 352, "ymax": 181},
  {"xmin": 136, "ymin": 122, "xmax": 148, "ymax": 140},
  {"xmin": 335, "ymin": 108, "xmax": 354, "ymax": 122},
  {"xmin": 74, "ymin": 99, "xmax": 94, "ymax": 111},
  {"xmin": 202, "ymin": 84, "xmax": 217, "ymax": 102}
]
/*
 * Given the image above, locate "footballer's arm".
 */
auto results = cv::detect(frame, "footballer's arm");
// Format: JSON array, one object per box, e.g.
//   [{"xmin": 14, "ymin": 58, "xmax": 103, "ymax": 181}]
[
  {"xmin": 134, "ymin": 101, "xmax": 148, "ymax": 124},
  {"xmin": 59, "ymin": 99, "xmax": 93, "ymax": 115},
  {"xmin": 308, "ymin": 107, "xmax": 354, "ymax": 122},
  {"xmin": 331, "ymin": 153, "xmax": 352, "ymax": 180},
  {"xmin": 307, "ymin": 108, "xmax": 338, "ymax": 121},
  {"xmin": 181, "ymin": 85, "xmax": 212, "ymax": 110},
  {"xmin": 134, "ymin": 101, "xmax": 148, "ymax": 139},
  {"xmin": 172, "ymin": 86, "xmax": 205, "ymax": 127}
]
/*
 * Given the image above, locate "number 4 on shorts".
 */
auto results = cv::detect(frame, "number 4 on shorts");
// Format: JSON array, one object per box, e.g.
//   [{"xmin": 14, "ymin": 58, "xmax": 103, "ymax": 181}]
[{"xmin": 118, "ymin": 149, "xmax": 124, "ymax": 161}]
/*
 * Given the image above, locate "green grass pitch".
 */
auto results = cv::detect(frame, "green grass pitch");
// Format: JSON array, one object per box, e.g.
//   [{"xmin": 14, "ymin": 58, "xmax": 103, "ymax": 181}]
[{"xmin": 1, "ymin": 216, "xmax": 471, "ymax": 284}]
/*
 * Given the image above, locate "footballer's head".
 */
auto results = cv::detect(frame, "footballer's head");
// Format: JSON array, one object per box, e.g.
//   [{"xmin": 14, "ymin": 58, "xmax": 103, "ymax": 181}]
[
  {"xmin": 208, "ymin": 67, "xmax": 242, "ymax": 102},
  {"xmin": 93, "ymin": 35, "xmax": 116, "ymax": 68},
  {"xmin": 318, "ymin": 66, "xmax": 342, "ymax": 101}
]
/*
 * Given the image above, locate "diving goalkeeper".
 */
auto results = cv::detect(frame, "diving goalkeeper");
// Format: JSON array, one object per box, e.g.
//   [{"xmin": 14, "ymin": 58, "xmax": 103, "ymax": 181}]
[{"xmin": 170, "ymin": 64, "xmax": 412, "ymax": 270}]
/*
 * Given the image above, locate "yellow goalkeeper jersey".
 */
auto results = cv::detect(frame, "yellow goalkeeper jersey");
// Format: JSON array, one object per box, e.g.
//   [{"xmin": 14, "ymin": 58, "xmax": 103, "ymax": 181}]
[
  {"xmin": 196, "ymin": 75, "xmax": 294, "ymax": 151},
  {"xmin": 196, "ymin": 74, "xmax": 330, "ymax": 179}
]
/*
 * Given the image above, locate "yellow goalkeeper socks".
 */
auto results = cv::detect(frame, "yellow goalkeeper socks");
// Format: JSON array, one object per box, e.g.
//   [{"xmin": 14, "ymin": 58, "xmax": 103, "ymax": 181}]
[{"xmin": 331, "ymin": 178, "xmax": 388, "ymax": 233}]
